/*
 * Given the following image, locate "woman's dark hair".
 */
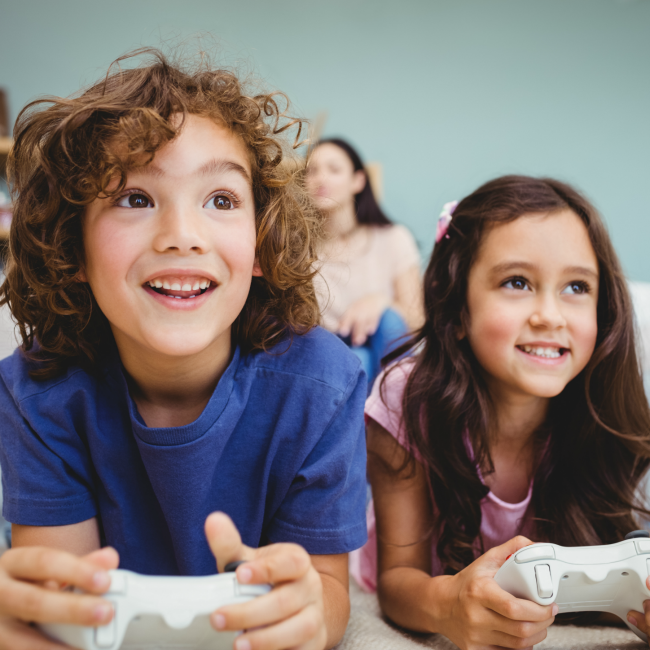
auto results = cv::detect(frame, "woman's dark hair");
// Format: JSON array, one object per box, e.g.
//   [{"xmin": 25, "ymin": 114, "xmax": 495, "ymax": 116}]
[
  {"xmin": 315, "ymin": 138, "xmax": 391, "ymax": 226},
  {"xmin": 384, "ymin": 174, "xmax": 650, "ymax": 574},
  {"xmin": 0, "ymin": 48, "xmax": 322, "ymax": 380}
]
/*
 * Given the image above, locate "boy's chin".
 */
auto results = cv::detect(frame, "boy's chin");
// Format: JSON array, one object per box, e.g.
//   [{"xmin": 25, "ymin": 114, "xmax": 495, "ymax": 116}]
[{"xmin": 140, "ymin": 330, "xmax": 232, "ymax": 360}]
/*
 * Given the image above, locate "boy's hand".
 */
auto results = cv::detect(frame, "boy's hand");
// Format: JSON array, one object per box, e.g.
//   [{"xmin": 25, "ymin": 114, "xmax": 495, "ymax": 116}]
[
  {"xmin": 205, "ymin": 512, "xmax": 327, "ymax": 650},
  {"xmin": 0, "ymin": 546, "xmax": 119, "ymax": 650},
  {"xmin": 438, "ymin": 536, "xmax": 557, "ymax": 650}
]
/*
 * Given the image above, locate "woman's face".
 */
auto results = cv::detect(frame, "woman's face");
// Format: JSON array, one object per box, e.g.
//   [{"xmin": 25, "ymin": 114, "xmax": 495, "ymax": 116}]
[{"xmin": 305, "ymin": 143, "xmax": 365, "ymax": 213}]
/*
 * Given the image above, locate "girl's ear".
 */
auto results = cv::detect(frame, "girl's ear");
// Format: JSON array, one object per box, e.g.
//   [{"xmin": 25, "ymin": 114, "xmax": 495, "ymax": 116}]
[
  {"xmin": 352, "ymin": 170, "xmax": 366, "ymax": 195},
  {"xmin": 252, "ymin": 258, "xmax": 263, "ymax": 277}
]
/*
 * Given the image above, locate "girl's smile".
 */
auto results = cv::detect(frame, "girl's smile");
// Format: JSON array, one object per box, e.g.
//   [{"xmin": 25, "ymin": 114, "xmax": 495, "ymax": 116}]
[{"xmin": 464, "ymin": 208, "xmax": 599, "ymax": 401}]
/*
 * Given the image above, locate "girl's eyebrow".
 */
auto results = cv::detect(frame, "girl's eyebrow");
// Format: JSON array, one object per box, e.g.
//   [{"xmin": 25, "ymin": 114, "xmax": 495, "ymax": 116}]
[
  {"xmin": 135, "ymin": 158, "xmax": 252, "ymax": 185},
  {"xmin": 490, "ymin": 261, "xmax": 598, "ymax": 279}
]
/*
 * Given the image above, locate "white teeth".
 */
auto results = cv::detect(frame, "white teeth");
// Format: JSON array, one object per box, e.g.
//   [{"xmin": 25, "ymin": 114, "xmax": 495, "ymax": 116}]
[
  {"xmin": 192, "ymin": 282, "xmax": 200, "ymax": 291},
  {"xmin": 171, "ymin": 283, "xmax": 181, "ymax": 291},
  {"xmin": 181, "ymin": 283, "xmax": 192, "ymax": 291},
  {"xmin": 154, "ymin": 280, "xmax": 162, "ymax": 288},
  {"xmin": 199, "ymin": 280, "xmax": 208, "ymax": 290},
  {"xmin": 162, "ymin": 280, "xmax": 171, "ymax": 290},
  {"xmin": 521, "ymin": 345, "xmax": 562, "ymax": 359}
]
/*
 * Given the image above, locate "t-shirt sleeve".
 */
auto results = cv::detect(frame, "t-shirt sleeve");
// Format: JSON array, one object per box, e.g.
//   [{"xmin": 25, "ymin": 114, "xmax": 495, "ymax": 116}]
[
  {"xmin": 0, "ymin": 372, "xmax": 97, "ymax": 526},
  {"xmin": 365, "ymin": 359, "xmax": 418, "ymax": 458},
  {"xmin": 265, "ymin": 367, "xmax": 368, "ymax": 555},
  {"xmin": 390, "ymin": 224, "xmax": 421, "ymax": 277}
]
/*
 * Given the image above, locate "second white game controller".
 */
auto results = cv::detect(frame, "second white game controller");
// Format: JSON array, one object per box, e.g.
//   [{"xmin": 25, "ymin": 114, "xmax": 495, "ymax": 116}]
[
  {"xmin": 38, "ymin": 563, "xmax": 271, "ymax": 650},
  {"xmin": 495, "ymin": 531, "xmax": 650, "ymax": 642}
]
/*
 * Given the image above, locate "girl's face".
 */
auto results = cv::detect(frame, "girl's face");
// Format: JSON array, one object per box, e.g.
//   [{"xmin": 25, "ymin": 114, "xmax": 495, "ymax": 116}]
[
  {"xmin": 83, "ymin": 114, "xmax": 261, "ymax": 361},
  {"xmin": 305, "ymin": 143, "xmax": 365, "ymax": 213},
  {"xmin": 464, "ymin": 209, "xmax": 599, "ymax": 402}
]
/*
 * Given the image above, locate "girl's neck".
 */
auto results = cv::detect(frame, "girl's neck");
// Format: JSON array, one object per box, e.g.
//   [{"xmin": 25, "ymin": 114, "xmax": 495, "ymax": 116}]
[
  {"xmin": 492, "ymin": 391, "xmax": 549, "ymax": 451},
  {"xmin": 113, "ymin": 327, "xmax": 233, "ymax": 428},
  {"xmin": 323, "ymin": 199, "xmax": 358, "ymax": 240}
]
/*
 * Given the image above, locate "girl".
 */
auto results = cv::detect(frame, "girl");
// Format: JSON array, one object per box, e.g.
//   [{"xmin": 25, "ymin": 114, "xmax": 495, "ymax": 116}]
[
  {"xmin": 0, "ymin": 49, "xmax": 368, "ymax": 650},
  {"xmin": 351, "ymin": 175, "xmax": 650, "ymax": 649},
  {"xmin": 305, "ymin": 138, "xmax": 423, "ymax": 386}
]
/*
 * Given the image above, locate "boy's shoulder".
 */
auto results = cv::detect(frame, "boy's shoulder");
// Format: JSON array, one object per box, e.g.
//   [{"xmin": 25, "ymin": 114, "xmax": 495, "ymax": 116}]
[
  {"xmin": 0, "ymin": 348, "xmax": 99, "ymax": 406},
  {"xmin": 251, "ymin": 326, "xmax": 363, "ymax": 394}
]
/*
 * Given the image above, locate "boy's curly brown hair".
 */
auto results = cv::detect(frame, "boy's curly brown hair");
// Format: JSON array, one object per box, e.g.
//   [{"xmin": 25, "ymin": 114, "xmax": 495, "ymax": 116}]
[{"xmin": 0, "ymin": 48, "xmax": 322, "ymax": 380}]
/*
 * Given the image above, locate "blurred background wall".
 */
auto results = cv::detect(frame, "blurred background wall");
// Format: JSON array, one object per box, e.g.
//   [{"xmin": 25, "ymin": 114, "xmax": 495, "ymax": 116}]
[{"xmin": 1, "ymin": 0, "xmax": 649, "ymax": 280}]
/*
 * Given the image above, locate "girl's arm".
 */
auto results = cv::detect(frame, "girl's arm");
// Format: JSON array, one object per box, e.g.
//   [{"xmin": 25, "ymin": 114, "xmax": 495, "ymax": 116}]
[{"xmin": 368, "ymin": 419, "xmax": 557, "ymax": 649}]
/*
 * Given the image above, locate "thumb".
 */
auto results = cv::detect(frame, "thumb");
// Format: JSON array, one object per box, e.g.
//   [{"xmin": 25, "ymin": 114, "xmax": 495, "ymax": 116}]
[
  {"xmin": 82, "ymin": 547, "xmax": 120, "ymax": 571},
  {"xmin": 482, "ymin": 535, "xmax": 534, "ymax": 573},
  {"xmin": 205, "ymin": 512, "xmax": 255, "ymax": 573}
]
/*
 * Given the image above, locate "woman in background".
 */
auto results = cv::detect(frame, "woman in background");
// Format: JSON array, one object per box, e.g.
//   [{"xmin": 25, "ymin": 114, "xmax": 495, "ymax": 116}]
[{"xmin": 306, "ymin": 138, "xmax": 423, "ymax": 386}]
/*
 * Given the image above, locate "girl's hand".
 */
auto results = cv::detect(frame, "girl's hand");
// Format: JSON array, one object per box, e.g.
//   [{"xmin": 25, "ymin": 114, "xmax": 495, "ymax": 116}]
[
  {"xmin": 626, "ymin": 586, "xmax": 650, "ymax": 644},
  {"xmin": 439, "ymin": 536, "xmax": 557, "ymax": 650},
  {"xmin": 0, "ymin": 545, "xmax": 119, "ymax": 649},
  {"xmin": 337, "ymin": 294, "xmax": 390, "ymax": 346},
  {"xmin": 205, "ymin": 512, "xmax": 327, "ymax": 650}
]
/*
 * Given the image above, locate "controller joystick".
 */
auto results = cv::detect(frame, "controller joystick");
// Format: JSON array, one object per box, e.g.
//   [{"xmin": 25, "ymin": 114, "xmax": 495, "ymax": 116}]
[
  {"xmin": 625, "ymin": 530, "xmax": 650, "ymax": 540},
  {"xmin": 38, "ymin": 569, "xmax": 271, "ymax": 650},
  {"xmin": 495, "ymin": 540, "xmax": 650, "ymax": 642}
]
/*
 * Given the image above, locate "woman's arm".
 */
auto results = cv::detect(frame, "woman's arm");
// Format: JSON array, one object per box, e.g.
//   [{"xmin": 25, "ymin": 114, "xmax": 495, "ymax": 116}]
[{"xmin": 392, "ymin": 264, "xmax": 424, "ymax": 331}]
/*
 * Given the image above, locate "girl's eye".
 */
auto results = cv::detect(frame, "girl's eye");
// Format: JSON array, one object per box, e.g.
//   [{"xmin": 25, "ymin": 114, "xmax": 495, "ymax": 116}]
[
  {"xmin": 205, "ymin": 194, "xmax": 235, "ymax": 210},
  {"xmin": 116, "ymin": 193, "xmax": 153, "ymax": 209},
  {"xmin": 503, "ymin": 277, "xmax": 530, "ymax": 291},
  {"xmin": 562, "ymin": 281, "xmax": 590, "ymax": 295}
]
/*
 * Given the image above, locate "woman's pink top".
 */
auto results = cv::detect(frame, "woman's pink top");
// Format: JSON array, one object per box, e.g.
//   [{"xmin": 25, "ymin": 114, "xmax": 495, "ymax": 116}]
[{"xmin": 350, "ymin": 361, "xmax": 534, "ymax": 592}]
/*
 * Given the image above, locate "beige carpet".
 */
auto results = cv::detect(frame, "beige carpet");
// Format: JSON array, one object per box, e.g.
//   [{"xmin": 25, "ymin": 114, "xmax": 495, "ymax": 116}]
[{"xmin": 337, "ymin": 580, "xmax": 646, "ymax": 650}]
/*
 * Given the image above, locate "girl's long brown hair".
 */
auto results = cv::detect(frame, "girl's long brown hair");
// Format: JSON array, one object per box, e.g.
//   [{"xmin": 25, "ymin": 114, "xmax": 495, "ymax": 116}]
[
  {"xmin": 1, "ymin": 48, "xmax": 321, "ymax": 380},
  {"xmin": 384, "ymin": 175, "xmax": 650, "ymax": 574}
]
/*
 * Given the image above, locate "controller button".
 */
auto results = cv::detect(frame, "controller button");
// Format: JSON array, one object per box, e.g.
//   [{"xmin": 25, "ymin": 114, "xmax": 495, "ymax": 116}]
[
  {"xmin": 515, "ymin": 545, "xmax": 556, "ymax": 564},
  {"xmin": 108, "ymin": 572, "xmax": 127, "ymax": 594},
  {"xmin": 625, "ymin": 530, "xmax": 650, "ymax": 540},
  {"xmin": 646, "ymin": 559, "xmax": 650, "ymax": 579},
  {"xmin": 94, "ymin": 610, "xmax": 117, "ymax": 648},
  {"xmin": 534, "ymin": 564, "xmax": 553, "ymax": 599},
  {"xmin": 636, "ymin": 539, "xmax": 650, "ymax": 554}
]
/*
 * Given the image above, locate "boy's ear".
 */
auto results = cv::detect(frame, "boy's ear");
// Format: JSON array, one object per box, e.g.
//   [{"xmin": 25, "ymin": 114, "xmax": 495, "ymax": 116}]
[
  {"xmin": 76, "ymin": 268, "xmax": 88, "ymax": 283},
  {"xmin": 252, "ymin": 258, "xmax": 263, "ymax": 277}
]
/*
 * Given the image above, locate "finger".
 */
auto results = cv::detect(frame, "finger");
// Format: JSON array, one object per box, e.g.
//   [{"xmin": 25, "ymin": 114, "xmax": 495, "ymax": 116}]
[
  {"xmin": 482, "ymin": 536, "xmax": 535, "ymax": 572},
  {"xmin": 0, "ymin": 617, "xmax": 71, "ymax": 650},
  {"xmin": 205, "ymin": 512, "xmax": 254, "ymax": 574},
  {"xmin": 627, "ymin": 609, "xmax": 646, "ymax": 634},
  {"xmin": 82, "ymin": 547, "xmax": 120, "ymax": 572},
  {"xmin": 337, "ymin": 313, "xmax": 353, "ymax": 338},
  {"xmin": 495, "ymin": 607, "xmax": 556, "ymax": 638},
  {"xmin": 483, "ymin": 580, "xmax": 557, "ymax": 622},
  {"xmin": 488, "ymin": 626, "xmax": 549, "ymax": 649},
  {"xmin": 213, "ymin": 573, "xmax": 314, "ymax": 631},
  {"xmin": 1, "ymin": 547, "xmax": 112, "ymax": 595},
  {"xmin": 0, "ymin": 580, "xmax": 113, "ymax": 626},
  {"xmin": 234, "ymin": 602, "xmax": 326, "ymax": 650},
  {"xmin": 351, "ymin": 319, "xmax": 369, "ymax": 346},
  {"xmin": 236, "ymin": 543, "xmax": 312, "ymax": 586}
]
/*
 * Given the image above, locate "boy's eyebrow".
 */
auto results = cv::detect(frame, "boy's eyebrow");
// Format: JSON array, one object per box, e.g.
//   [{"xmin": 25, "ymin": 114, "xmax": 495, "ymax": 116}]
[
  {"xmin": 490, "ymin": 261, "xmax": 599, "ymax": 279},
  {"xmin": 136, "ymin": 158, "xmax": 252, "ymax": 184}
]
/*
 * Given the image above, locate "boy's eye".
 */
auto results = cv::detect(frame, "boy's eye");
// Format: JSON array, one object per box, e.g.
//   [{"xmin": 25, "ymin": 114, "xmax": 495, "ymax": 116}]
[
  {"xmin": 503, "ymin": 277, "xmax": 530, "ymax": 291},
  {"xmin": 116, "ymin": 193, "xmax": 153, "ymax": 209},
  {"xmin": 562, "ymin": 281, "xmax": 589, "ymax": 295},
  {"xmin": 205, "ymin": 194, "xmax": 235, "ymax": 210}
]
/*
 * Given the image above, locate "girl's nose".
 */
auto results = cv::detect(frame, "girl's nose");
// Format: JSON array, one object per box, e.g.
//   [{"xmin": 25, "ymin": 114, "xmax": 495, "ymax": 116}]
[
  {"xmin": 529, "ymin": 293, "xmax": 567, "ymax": 330},
  {"xmin": 152, "ymin": 204, "xmax": 210, "ymax": 255}
]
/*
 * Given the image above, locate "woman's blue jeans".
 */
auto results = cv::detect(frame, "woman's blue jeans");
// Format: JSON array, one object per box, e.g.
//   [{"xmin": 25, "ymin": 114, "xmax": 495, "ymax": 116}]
[{"xmin": 339, "ymin": 308, "xmax": 409, "ymax": 392}]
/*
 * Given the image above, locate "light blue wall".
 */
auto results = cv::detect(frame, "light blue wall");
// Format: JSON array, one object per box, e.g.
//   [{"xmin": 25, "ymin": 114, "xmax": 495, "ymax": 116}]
[{"xmin": 1, "ymin": 0, "xmax": 649, "ymax": 279}]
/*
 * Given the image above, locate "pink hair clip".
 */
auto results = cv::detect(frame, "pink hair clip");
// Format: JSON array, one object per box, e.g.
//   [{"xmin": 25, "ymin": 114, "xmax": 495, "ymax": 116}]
[{"xmin": 435, "ymin": 200, "xmax": 458, "ymax": 243}]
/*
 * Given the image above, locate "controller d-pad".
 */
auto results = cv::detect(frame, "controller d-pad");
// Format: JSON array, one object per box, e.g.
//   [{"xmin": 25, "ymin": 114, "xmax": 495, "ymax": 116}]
[{"xmin": 534, "ymin": 565, "xmax": 553, "ymax": 599}]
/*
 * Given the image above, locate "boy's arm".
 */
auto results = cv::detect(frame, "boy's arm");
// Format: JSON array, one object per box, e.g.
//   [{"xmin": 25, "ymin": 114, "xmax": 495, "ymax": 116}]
[
  {"xmin": 310, "ymin": 553, "xmax": 350, "ymax": 649},
  {"xmin": 12, "ymin": 518, "xmax": 102, "ymax": 555}
]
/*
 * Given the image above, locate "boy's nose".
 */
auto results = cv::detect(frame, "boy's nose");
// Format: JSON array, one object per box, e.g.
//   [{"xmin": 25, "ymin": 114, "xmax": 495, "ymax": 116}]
[{"xmin": 152, "ymin": 204, "xmax": 209, "ymax": 255}]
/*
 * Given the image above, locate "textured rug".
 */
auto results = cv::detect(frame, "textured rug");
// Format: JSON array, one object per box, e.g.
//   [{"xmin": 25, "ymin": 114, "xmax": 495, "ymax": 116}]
[{"xmin": 337, "ymin": 580, "xmax": 646, "ymax": 650}]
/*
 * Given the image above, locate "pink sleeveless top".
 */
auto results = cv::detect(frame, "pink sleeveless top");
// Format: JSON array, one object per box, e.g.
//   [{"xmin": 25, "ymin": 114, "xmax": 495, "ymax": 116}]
[{"xmin": 350, "ymin": 361, "xmax": 534, "ymax": 592}]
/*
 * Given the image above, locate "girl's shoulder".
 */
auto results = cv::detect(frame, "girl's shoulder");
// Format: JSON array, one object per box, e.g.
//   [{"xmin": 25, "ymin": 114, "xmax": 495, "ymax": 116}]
[{"xmin": 365, "ymin": 358, "xmax": 415, "ymax": 447}]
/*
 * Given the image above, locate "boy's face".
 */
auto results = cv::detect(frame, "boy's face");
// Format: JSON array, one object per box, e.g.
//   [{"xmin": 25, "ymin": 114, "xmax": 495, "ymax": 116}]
[{"xmin": 83, "ymin": 114, "xmax": 260, "ymax": 362}]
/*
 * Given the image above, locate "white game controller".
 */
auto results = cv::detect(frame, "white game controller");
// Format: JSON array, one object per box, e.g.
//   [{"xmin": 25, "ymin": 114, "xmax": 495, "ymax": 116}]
[
  {"xmin": 38, "ymin": 562, "xmax": 271, "ymax": 650},
  {"xmin": 495, "ymin": 531, "xmax": 650, "ymax": 642}
]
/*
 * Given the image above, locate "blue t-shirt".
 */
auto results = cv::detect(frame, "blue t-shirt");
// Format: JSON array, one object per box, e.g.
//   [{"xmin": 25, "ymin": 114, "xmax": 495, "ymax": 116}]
[{"xmin": 0, "ymin": 327, "xmax": 367, "ymax": 576}]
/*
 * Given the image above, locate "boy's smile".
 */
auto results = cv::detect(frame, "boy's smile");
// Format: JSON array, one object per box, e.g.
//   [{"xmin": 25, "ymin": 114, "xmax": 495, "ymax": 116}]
[
  {"xmin": 463, "ymin": 209, "xmax": 599, "ymax": 403},
  {"xmin": 83, "ymin": 114, "xmax": 261, "ymax": 367}
]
